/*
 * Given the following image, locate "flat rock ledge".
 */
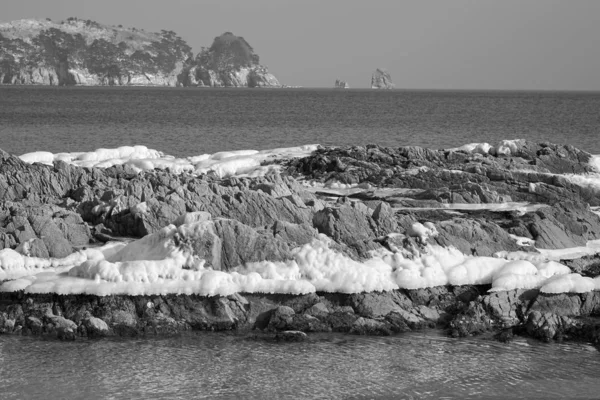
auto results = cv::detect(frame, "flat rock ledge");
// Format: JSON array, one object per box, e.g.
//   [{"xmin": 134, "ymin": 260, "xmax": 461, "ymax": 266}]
[{"xmin": 1, "ymin": 287, "xmax": 600, "ymax": 345}]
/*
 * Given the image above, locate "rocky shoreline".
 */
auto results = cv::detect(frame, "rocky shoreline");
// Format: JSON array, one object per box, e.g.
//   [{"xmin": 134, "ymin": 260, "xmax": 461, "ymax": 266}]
[
  {"xmin": 2, "ymin": 285, "xmax": 600, "ymax": 344},
  {"xmin": 1, "ymin": 140, "xmax": 600, "ymax": 345}
]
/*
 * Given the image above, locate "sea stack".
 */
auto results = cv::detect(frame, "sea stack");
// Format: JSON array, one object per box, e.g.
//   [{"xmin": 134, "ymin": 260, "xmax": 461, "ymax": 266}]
[
  {"xmin": 334, "ymin": 79, "xmax": 349, "ymax": 89},
  {"xmin": 371, "ymin": 68, "xmax": 394, "ymax": 89},
  {"xmin": 185, "ymin": 32, "xmax": 280, "ymax": 88}
]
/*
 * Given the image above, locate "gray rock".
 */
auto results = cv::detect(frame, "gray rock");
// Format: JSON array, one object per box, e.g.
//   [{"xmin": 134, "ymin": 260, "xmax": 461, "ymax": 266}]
[
  {"xmin": 82, "ymin": 315, "xmax": 110, "ymax": 338},
  {"xmin": 275, "ymin": 330, "xmax": 308, "ymax": 341},
  {"xmin": 350, "ymin": 317, "xmax": 392, "ymax": 335},
  {"xmin": 306, "ymin": 302, "xmax": 329, "ymax": 318},
  {"xmin": 267, "ymin": 306, "xmax": 295, "ymax": 331},
  {"xmin": 313, "ymin": 203, "xmax": 380, "ymax": 257},
  {"xmin": 435, "ymin": 218, "xmax": 520, "ymax": 256},
  {"xmin": 371, "ymin": 69, "xmax": 394, "ymax": 89},
  {"xmin": 334, "ymin": 79, "xmax": 349, "ymax": 89}
]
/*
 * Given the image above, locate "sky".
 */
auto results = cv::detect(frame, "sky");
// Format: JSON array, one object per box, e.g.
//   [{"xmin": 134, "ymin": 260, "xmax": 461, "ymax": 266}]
[{"xmin": 2, "ymin": 0, "xmax": 600, "ymax": 90}]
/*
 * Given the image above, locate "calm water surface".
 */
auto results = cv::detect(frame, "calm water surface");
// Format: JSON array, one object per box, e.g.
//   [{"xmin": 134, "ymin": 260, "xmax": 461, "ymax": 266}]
[
  {"xmin": 0, "ymin": 331, "xmax": 598, "ymax": 399},
  {"xmin": 1, "ymin": 86, "xmax": 599, "ymax": 156}
]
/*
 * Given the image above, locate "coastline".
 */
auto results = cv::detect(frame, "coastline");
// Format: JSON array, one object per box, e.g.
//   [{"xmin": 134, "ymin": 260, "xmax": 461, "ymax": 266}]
[{"xmin": 1, "ymin": 140, "xmax": 600, "ymax": 345}]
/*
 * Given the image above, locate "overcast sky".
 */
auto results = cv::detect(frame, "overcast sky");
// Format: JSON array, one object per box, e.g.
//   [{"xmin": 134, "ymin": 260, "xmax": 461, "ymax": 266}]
[{"xmin": 3, "ymin": 0, "xmax": 599, "ymax": 90}]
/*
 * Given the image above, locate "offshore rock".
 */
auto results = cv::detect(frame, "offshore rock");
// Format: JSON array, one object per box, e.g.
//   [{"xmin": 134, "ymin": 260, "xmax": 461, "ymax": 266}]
[
  {"xmin": 184, "ymin": 32, "xmax": 280, "ymax": 88},
  {"xmin": 275, "ymin": 330, "xmax": 308, "ymax": 342},
  {"xmin": 371, "ymin": 68, "xmax": 394, "ymax": 89},
  {"xmin": 334, "ymin": 79, "xmax": 349, "ymax": 89}
]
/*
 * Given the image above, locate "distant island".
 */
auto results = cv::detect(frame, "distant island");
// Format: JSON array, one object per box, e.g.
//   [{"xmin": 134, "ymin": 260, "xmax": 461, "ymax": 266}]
[{"xmin": 0, "ymin": 18, "xmax": 280, "ymax": 87}]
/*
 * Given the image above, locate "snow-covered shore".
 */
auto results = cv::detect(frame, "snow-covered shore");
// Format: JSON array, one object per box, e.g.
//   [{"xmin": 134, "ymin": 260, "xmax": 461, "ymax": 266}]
[{"xmin": 2, "ymin": 139, "xmax": 600, "ymax": 342}]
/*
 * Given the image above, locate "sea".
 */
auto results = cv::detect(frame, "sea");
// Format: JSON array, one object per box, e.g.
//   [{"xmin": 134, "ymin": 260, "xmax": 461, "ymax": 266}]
[
  {"xmin": 1, "ymin": 86, "xmax": 600, "ymax": 399},
  {"xmin": 1, "ymin": 86, "xmax": 600, "ymax": 156}
]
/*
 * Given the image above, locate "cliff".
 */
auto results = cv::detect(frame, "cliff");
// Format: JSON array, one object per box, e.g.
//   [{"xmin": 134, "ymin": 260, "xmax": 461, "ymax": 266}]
[
  {"xmin": 371, "ymin": 68, "xmax": 394, "ymax": 89},
  {"xmin": 0, "ymin": 19, "xmax": 280, "ymax": 87},
  {"xmin": 0, "ymin": 18, "xmax": 192, "ymax": 86},
  {"xmin": 181, "ymin": 32, "xmax": 280, "ymax": 87}
]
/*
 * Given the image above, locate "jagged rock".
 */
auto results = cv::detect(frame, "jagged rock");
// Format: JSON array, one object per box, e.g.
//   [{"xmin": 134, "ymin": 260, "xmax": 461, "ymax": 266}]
[
  {"xmin": 186, "ymin": 32, "xmax": 280, "ymax": 88},
  {"xmin": 3, "ymin": 136, "xmax": 600, "ymax": 347},
  {"xmin": 44, "ymin": 315, "xmax": 78, "ymax": 340},
  {"xmin": 305, "ymin": 302, "xmax": 329, "ymax": 318},
  {"xmin": 371, "ymin": 68, "xmax": 394, "ymax": 89},
  {"xmin": 435, "ymin": 218, "xmax": 520, "ymax": 256},
  {"xmin": 25, "ymin": 316, "xmax": 44, "ymax": 335},
  {"xmin": 528, "ymin": 293, "xmax": 583, "ymax": 317},
  {"xmin": 482, "ymin": 289, "xmax": 536, "ymax": 327},
  {"xmin": 564, "ymin": 255, "xmax": 600, "ymax": 277},
  {"xmin": 313, "ymin": 202, "xmax": 380, "ymax": 257},
  {"xmin": 267, "ymin": 306, "xmax": 296, "ymax": 331},
  {"xmin": 81, "ymin": 315, "xmax": 110, "ymax": 338},
  {"xmin": 275, "ymin": 330, "xmax": 308, "ymax": 341},
  {"xmin": 173, "ymin": 219, "xmax": 293, "ymax": 271},
  {"xmin": 525, "ymin": 311, "xmax": 574, "ymax": 342},
  {"xmin": 526, "ymin": 202, "xmax": 600, "ymax": 249},
  {"xmin": 347, "ymin": 291, "xmax": 424, "ymax": 328},
  {"xmin": 350, "ymin": 317, "xmax": 392, "ymax": 335},
  {"xmin": 449, "ymin": 302, "xmax": 497, "ymax": 337},
  {"xmin": 271, "ymin": 221, "xmax": 317, "ymax": 247},
  {"xmin": 0, "ymin": 312, "xmax": 15, "ymax": 333}
]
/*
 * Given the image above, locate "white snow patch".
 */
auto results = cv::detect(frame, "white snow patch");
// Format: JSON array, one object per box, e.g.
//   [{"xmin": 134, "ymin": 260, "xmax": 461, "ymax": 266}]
[
  {"xmin": 19, "ymin": 144, "xmax": 319, "ymax": 179},
  {"xmin": 1, "ymin": 216, "xmax": 596, "ymax": 296}
]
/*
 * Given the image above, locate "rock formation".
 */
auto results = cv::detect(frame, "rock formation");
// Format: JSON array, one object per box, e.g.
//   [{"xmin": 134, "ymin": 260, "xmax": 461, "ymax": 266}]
[
  {"xmin": 0, "ymin": 19, "xmax": 280, "ymax": 87},
  {"xmin": 334, "ymin": 79, "xmax": 349, "ymax": 89},
  {"xmin": 181, "ymin": 32, "xmax": 280, "ymax": 88},
  {"xmin": 1, "ymin": 140, "xmax": 600, "ymax": 344},
  {"xmin": 0, "ymin": 18, "xmax": 191, "ymax": 86},
  {"xmin": 371, "ymin": 68, "xmax": 394, "ymax": 89}
]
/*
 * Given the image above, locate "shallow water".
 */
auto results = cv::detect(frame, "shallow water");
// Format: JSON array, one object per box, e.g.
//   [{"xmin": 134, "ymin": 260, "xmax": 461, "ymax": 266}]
[
  {"xmin": 0, "ymin": 331, "xmax": 598, "ymax": 399},
  {"xmin": 1, "ymin": 87, "xmax": 600, "ymax": 156}
]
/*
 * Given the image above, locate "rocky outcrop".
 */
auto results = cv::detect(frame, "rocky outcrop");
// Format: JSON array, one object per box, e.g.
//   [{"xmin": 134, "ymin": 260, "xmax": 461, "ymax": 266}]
[
  {"xmin": 0, "ymin": 286, "xmax": 478, "ymax": 339},
  {"xmin": 1, "ymin": 139, "xmax": 600, "ymax": 344},
  {"xmin": 182, "ymin": 32, "xmax": 280, "ymax": 88},
  {"xmin": 449, "ymin": 289, "xmax": 600, "ymax": 344},
  {"xmin": 334, "ymin": 79, "xmax": 349, "ymax": 89},
  {"xmin": 371, "ymin": 68, "xmax": 394, "ymax": 89}
]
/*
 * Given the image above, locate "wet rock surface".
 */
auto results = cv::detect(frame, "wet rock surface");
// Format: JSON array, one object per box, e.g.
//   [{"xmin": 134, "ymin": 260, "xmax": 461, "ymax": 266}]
[
  {"xmin": 0, "ymin": 285, "xmax": 597, "ymax": 343},
  {"xmin": 1, "ymin": 140, "xmax": 600, "ymax": 344}
]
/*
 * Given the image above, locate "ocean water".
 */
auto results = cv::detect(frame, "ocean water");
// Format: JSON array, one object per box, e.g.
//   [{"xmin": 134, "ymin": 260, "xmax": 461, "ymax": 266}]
[
  {"xmin": 1, "ymin": 331, "xmax": 599, "ymax": 400},
  {"xmin": 1, "ymin": 86, "xmax": 600, "ymax": 156}
]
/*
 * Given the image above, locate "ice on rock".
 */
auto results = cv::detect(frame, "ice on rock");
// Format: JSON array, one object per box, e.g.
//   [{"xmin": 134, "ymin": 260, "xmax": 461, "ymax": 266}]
[
  {"xmin": 18, "ymin": 144, "xmax": 319, "ymax": 179},
  {"xmin": 451, "ymin": 142, "xmax": 493, "ymax": 154},
  {"xmin": 540, "ymin": 273, "xmax": 596, "ymax": 294},
  {"xmin": 589, "ymin": 155, "xmax": 600, "ymax": 173},
  {"xmin": 18, "ymin": 151, "xmax": 55, "ymax": 165},
  {"xmin": 407, "ymin": 222, "xmax": 438, "ymax": 243},
  {"xmin": 493, "ymin": 139, "xmax": 524, "ymax": 156},
  {"xmin": 446, "ymin": 257, "xmax": 507, "ymax": 286},
  {"xmin": 0, "ymin": 202, "xmax": 598, "ymax": 296},
  {"xmin": 446, "ymin": 139, "xmax": 525, "ymax": 157}
]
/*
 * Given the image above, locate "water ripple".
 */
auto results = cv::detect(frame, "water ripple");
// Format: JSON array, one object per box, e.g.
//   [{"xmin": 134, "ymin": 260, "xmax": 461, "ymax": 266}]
[{"xmin": 1, "ymin": 331, "xmax": 599, "ymax": 399}]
